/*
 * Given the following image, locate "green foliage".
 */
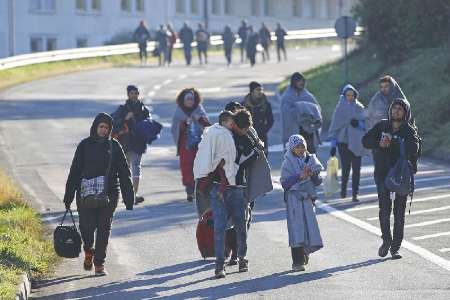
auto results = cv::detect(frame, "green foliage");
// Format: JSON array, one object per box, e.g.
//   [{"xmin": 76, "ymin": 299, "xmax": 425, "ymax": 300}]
[{"xmin": 353, "ymin": 0, "xmax": 450, "ymax": 62}]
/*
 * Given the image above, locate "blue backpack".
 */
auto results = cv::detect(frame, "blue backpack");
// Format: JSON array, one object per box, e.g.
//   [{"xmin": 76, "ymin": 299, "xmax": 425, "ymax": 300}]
[{"xmin": 186, "ymin": 121, "xmax": 203, "ymax": 150}]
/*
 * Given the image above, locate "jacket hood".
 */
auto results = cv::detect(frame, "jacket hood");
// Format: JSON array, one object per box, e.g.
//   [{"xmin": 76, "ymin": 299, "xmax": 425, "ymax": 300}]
[
  {"xmin": 90, "ymin": 112, "xmax": 113, "ymax": 138},
  {"xmin": 290, "ymin": 72, "xmax": 306, "ymax": 88},
  {"xmin": 388, "ymin": 98, "xmax": 411, "ymax": 122},
  {"xmin": 341, "ymin": 84, "xmax": 359, "ymax": 99}
]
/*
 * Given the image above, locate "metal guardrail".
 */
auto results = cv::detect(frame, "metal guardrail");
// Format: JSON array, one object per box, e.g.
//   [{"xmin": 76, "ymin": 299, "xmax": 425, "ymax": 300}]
[{"xmin": 0, "ymin": 27, "xmax": 363, "ymax": 70}]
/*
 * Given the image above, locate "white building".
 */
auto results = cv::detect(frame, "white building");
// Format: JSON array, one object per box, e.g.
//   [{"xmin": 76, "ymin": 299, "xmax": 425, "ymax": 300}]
[{"xmin": 0, "ymin": 0, "xmax": 357, "ymax": 58}]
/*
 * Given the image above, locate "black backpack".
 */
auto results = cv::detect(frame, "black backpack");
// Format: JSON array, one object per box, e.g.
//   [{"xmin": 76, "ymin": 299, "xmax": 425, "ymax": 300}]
[{"xmin": 53, "ymin": 209, "xmax": 82, "ymax": 258}]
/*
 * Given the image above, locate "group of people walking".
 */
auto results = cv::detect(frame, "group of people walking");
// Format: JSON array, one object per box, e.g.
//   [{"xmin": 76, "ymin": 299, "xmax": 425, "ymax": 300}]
[
  {"xmin": 63, "ymin": 70, "xmax": 420, "ymax": 279},
  {"xmin": 133, "ymin": 20, "xmax": 289, "ymax": 67}
]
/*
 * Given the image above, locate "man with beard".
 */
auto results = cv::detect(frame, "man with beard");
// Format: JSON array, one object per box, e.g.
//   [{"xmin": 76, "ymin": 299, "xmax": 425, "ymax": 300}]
[{"xmin": 242, "ymin": 81, "xmax": 274, "ymax": 155}]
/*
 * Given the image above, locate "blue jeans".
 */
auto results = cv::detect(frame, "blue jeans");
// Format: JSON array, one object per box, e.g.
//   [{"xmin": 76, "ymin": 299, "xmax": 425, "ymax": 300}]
[{"xmin": 210, "ymin": 184, "xmax": 247, "ymax": 267}]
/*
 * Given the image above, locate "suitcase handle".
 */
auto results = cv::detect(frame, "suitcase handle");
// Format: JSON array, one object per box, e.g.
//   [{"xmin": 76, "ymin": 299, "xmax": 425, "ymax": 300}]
[{"xmin": 60, "ymin": 209, "xmax": 77, "ymax": 228}]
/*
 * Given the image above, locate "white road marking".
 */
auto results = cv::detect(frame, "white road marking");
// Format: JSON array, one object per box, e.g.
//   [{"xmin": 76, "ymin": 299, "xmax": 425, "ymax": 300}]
[
  {"xmin": 331, "ymin": 44, "xmax": 341, "ymax": 52},
  {"xmin": 162, "ymin": 79, "xmax": 173, "ymax": 85},
  {"xmin": 295, "ymin": 56, "xmax": 311, "ymax": 61},
  {"xmin": 147, "ymin": 91, "xmax": 155, "ymax": 97},
  {"xmin": 239, "ymin": 64, "xmax": 250, "ymax": 69},
  {"xmin": 316, "ymin": 200, "xmax": 450, "ymax": 271},
  {"xmin": 412, "ymin": 231, "xmax": 450, "ymax": 241},
  {"xmin": 405, "ymin": 218, "xmax": 450, "ymax": 228},
  {"xmin": 367, "ymin": 205, "xmax": 450, "ymax": 221},
  {"xmin": 346, "ymin": 193, "xmax": 450, "ymax": 212},
  {"xmin": 198, "ymin": 87, "xmax": 222, "ymax": 93},
  {"xmin": 153, "ymin": 84, "xmax": 162, "ymax": 90},
  {"xmin": 439, "ymin": 248, "xmax": 450, "ymax": 253},
  {"xmin": 215, "ymin": 67, "xmax": 225, "ymax": 72},
  {"xmin": 178, "ymin": 74, "xmax": 187, "ymax": 79},
  {"xmin": 194, "ymin": 70, "xmax": 206, "ymax": 75}
]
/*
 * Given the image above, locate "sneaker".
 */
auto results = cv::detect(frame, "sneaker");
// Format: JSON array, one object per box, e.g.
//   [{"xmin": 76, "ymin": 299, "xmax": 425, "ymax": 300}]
[
  {"xmin": 94, "ymin": 265, "xmax": 107, "ymax": 276},
  {"xmin": 292, "ymin": 263, "xmax": 306, "ymax": 272},
  {"xmin": 215, "ymin": 266, "xmax": 226, "ymax": 279},
  {"xmin": 238, "ymin": 259, "xmax": 249, "ymax": 273},
  {"xmin": 391, "ymin": 250, "xmax": 402, "ymax": 260},
  {"xmin": 340, "ymin": 190, "xmax": 347, "ymax": 199},
  {"xmin": 135, "ymin": 196, "xmax": 145, "ymax": 205},
  {"xmin": 83, "ymin": 249, "xmax": 94, "ymax": 271},
  {"xmin": 378, "ymin": 242, "xmax": 391, "ymax": 258},
  {"xmin": 227, "ymin": 258, "xmax": 238, "ymax": 266}
]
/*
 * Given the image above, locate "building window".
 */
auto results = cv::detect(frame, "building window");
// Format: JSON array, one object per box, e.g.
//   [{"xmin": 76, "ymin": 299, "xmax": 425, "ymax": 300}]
[
  {"xmin": 176, "ymin": 0, "xmax": 185, "ymax": 14},
  {"xmin": 76, "ymin": 0, "xmax": 87, "ymax": 11},
  {"xmin": 251, "ymin": 0, "xmax": 259, "ymax": 16},
  {"xmin": 121, "ymin": 0, "xmax": 131, "ymax": 12},
  {"xmin": 46, "ymin": 38, "xmax": 57, "ymax": 51},
  {"xmin": 77, "ymin": 38, "xmax": 88, "ymax": 48},
  {"xmin": 224, "ymin": 0, "xmax": 233, "ymax": 15},
  {"xmin": 92, "ymin": 0, "xmax": 101, "ymax": 11},
  {"xmin": 212, "ymin": 0, "xmax": 221, "ymax": 15},
  {"xmin": 293, "ymin": 0, "xmax": 302, "ymax": 17},
  {"xmin": 30, "ymin": 0, "xmax": 56, "ymax": 13},
  {"xmin": 30, "ymin": 37, "xmax": 43, "ymax": 52},
  {"xmin": 303, "ymin": 0, "xmax": 314, "ymax": 18},
  {"xmin": 190, "ymin": 0, "xmax": 199, "ymax": 15},
  {"xmin": 136, "ymin": 0, "xmax": 145, "ymax": 12},
  {"xmin": 263, "ymin": 0, "xmax": 274, "ymax": 16}
]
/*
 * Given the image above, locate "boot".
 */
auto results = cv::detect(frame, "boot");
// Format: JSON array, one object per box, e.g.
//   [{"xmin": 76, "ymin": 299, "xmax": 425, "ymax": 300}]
[{"xmin": 83, "ymin": 249, "xmax": 94, "ymax": 271}]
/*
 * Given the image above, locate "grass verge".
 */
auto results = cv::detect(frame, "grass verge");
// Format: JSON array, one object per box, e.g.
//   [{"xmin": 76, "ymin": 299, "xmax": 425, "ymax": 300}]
[
  {"xmin": 278, "ymin": 45, "xmax": 450, "ymax": 157},
  {"xmin": 0, "ymin": 170, "xmax": 58, "ymax": 300}
]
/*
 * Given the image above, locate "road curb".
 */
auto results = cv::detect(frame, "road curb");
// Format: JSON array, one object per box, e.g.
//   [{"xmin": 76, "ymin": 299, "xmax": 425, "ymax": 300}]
[{"xmin": 15, "ymin": 273, "xmax": 31, "ymax": 300}]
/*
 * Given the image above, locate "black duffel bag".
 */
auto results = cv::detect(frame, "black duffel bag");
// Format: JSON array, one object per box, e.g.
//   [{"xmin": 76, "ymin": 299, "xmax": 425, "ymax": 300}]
[{"xmin": 53, "ymin": 209, "xmax": 82, "ymax": 258}]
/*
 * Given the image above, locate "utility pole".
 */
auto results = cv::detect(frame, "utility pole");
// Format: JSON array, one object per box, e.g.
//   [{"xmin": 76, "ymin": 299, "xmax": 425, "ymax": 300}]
[
  {"xmin": 7, "ymin": 0, "xmax": 15, "ymax": 56},
  {"xmin": 203, "ymin": 0, "xmax": 209, "ymax": 29}
]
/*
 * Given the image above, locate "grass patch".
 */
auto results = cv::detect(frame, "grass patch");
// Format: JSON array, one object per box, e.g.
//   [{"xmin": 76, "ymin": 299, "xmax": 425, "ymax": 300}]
[
  {"xmin": 0, "ymin": 170, "xmax": 57, "ymax": 300},
  {"xmin": 278, "ymin": 45, "xmax": 450, "ymax": 157}
]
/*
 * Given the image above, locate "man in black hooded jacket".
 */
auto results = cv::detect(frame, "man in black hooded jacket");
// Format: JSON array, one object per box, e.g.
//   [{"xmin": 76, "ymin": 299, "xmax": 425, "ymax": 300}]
[
  {"xmin": 64, "ymin": 112, "xmax": 134, "ymax": 275},
  {"xmin": 362, "ymin": 99, "xmax": 419, "ymax": 260}
]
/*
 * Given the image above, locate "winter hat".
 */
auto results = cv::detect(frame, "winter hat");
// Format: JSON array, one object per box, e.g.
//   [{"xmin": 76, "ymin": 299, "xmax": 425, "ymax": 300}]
[
  {"xmin": 288, "ymin": 134, "xmax": 307, "ymax": 151},
  {"xmin": 290, "ymin": 72, "xmax": 305, "ymax": 86},
  {"xmin": 249, "ymin": 81, "xmax": 262, "ymax": 93},
  {"xmin": 127, "ymin": 85, "xmax": 139, "ymax": 94}
]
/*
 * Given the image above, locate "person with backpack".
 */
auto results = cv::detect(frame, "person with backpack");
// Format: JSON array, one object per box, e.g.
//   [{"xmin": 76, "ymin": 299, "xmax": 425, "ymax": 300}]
[
  {"xmin": 280, "ymin": 134, "xmax": 324, "ymax": 272},
  {"xmin": 195, "ymin": 23, "xmax": 210, "ymax": 65},
  {"xmin": 259, "ymin": 23, "xmax": 272, "ymax": 62},
  {"xmin": 362, "ymin": 98, "xmax": 420, "ymax": 259},
  {"xmin": 242, "ymin": 81, "xmax": 274, "ymax": 156},
  {"xmin": 112, "ymin": 85, "xmax": 150, "ymax": 205},
  {"xmin": 133, "ymin": 20, "xmax": 151, "ymax": 65},
  {"xmin": 171, "ymin": 88, "xmax": 210, "ymax": 202},
  {"xmin": 222, "ymin": 25, "xmax": 236, "ymax": 66},
  {"xmin": 63, "ymin": 113, "xmax": 134, "ymax": 276},
  {"xmin": 328, "ymin": 85, "xmax": 368, "ymax": 202},
  {"xmin": 179, "ymin": 22, "xmax": 194, "ymax": 65},
  {"xmin": 166, "ymin": 24, "xmax": 177, "ymax": 66}
]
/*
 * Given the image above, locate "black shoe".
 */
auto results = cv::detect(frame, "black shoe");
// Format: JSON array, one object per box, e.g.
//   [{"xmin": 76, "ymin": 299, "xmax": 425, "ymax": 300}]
[
  {"xmin": 215, "ymin": 266, "xmax": 226, "ymax": 279},
  {"xmin": 378, "ymin": 242, "xmax": 391, "ymax": 258},
  {"xmin": 352, "ymin": 195, "xmax": 359, "ymax": 202},
  {"xmin": 391, "ymin": 250, "xmax": 402, "ymax": 259},
  {"xmin": 340, "ymin": 190, "xmax": 347, "ymax": 199},
  {"xmin": 135, "ymin": 196, "xmax": 144, "ymax": 205},
  {"xmin": 238, "ymin": 259, "xmax": 249, "ymax": 273},
  {"xmin": 187, "ymin": 194, "xmax": 194, "ymax": 202}
]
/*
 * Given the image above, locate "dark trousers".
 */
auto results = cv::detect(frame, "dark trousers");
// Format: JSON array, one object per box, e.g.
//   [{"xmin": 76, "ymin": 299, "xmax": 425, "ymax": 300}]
[
  {"xmin": 167, "ymin": 46, "xmax": 174, "ymax": 64},
  {"xmin": 277, "ymin": 42, "xmax": 287, "ymax": 62},
  {"xmin": 262, "ymin": 44, "xmax": 270, "ymax": 62},
  {"xmin": 291, "ymin": 247, "xmax": 305, "ymax": 264},
  {"xmin": 240, "ymin": 43, "xmax": 246, "ymax": 62},
  {"xmin": 299, "ymin": 127, "xmax": 316, "ymax": 154},
  {"xmin": 376, "ymin": 179, "xmax": 408, "ymax": 251},
  {"xmin": 183, "ymin": 45, "xmax": 192, "ymax": 65},
  {"xmin": 78, "ymin": 199, "xmax": 117, "ymax": 266},
  {"xmin": 224, "ymin": 46, "xmax": 232, "ymax": 65},
  {"xmin": 138, "ymin": 44, "xmax": 147, "ymax": 62},
  {"xmin": 197, "ymin": 47, "xmax": 208, "ymax": 64},
  {"xmin": 338, "ymin": 143, "xmax": 362, "ymax": 197}
]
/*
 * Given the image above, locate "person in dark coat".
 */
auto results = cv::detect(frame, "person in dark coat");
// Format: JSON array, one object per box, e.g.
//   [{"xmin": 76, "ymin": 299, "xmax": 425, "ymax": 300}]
[
  {"xmin": 171, "ymin": 88, "xmax": 210, "ymax": 201},
  {"xmin": 275, "ymin": 22, "xmax": 287, "ymax": 62},
  {"xmin": 196, "ymin": 23, "xmax": 210, "ymax": 65},
  {"xmin": 362, "ymin": 98, "xmax": 419, "ymax": 260},
  {"xmin": 246, "ymin": 26, "xmax": 259, "ymax": 67},
  {"xmin": 133, "ymin": 20, "xmax": 151, "ymax": 65},
  {"xmin": 237, "ymin": 20, "xmax": 248, "ymax": 63},
  {"xmin": 155, "ymin": 25, "xmax": 169, "ymax": 66},
  {"xmin": 259, "ymin": 23, "xmax": 272, "ymax": 62},
  {"xmin": 179, "ymin": 22, "xmax": 194, "ymax": 65},
  {"xmin": 222, "ymin": 25, "xmax": 236, "ymax": 66},
  {"xmin": 242, "ymin": 81, "xmax": 274, "ymax": 155},
  {"xmin": 112, "ymin": 85, "xmax": 150, "ymax": 205},
  {"xmin": 64, "ymin": 112, "xmax": 134, "ymax": 276}
]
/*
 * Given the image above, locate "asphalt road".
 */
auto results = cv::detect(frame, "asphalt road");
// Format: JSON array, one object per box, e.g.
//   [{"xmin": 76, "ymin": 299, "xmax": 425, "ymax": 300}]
[{"xmin": 0, "ymin": 45, "xmax": 449, "ymax": 300}]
